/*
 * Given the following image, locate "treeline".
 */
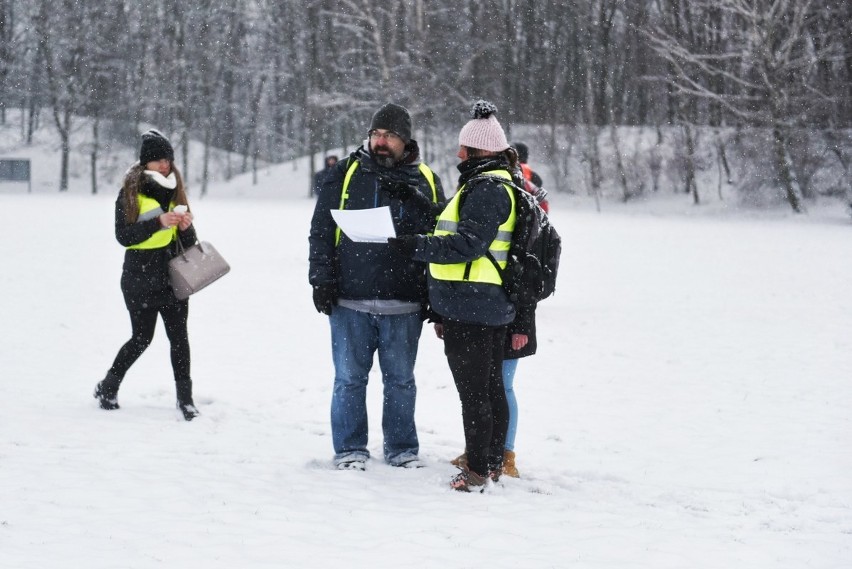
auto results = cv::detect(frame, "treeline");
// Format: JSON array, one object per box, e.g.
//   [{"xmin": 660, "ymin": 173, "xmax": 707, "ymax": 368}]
[{"xmin": 0, "ymin": 0, "xmax": 849, "ymax": 210}]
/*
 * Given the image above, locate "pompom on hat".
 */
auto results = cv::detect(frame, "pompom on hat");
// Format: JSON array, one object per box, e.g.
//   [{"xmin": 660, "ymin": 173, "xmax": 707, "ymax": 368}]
[
  {"xmin": 458, "ymin": 100, "xmax": 509, "ymax": 152},
  {"xmin": 139, "ymin": 129, "xmax": 174, "ymax": 164}
]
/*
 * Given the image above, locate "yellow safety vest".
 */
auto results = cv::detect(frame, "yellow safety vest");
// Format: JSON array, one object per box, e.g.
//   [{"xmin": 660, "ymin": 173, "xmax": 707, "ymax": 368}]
[
  {"xmin": 127, "ymin": 194, "xmax": 176, "ymax": 250},
  {"xmin": 429, "ymin": 169, "xmax": 516, "ymax": 285},
  {"xmin": 334, "ymin": 160, "xmax": 438, "ymax": 246}
]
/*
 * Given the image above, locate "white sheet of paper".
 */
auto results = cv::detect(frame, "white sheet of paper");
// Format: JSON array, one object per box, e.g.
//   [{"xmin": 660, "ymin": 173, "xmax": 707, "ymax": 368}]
[{"xmin": 330, "ymin": 206, "xmax": 397, "ymax": 243}]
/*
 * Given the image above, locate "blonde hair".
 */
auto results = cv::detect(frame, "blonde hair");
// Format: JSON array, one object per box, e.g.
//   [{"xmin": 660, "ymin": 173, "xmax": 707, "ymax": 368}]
[{"xmin": 122, "ymin": 162, "xmax": 188, "ymax": 222}]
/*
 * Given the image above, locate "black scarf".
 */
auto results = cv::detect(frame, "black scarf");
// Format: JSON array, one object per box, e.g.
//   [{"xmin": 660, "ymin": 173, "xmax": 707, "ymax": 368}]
[{"xmin": 456, "ymin": 155, "xmax": 512, "ymax": 188}]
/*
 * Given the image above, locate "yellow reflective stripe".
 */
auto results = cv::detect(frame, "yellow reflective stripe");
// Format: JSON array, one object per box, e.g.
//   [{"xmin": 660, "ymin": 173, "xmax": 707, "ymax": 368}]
[
  {"xmin": 138, "ymin": 206, "xmax": 165, "ymax": 222},
  {"xmin": 127, "ymin": 195, "xmax": 176, "ymax": 250},
  {"xmin": 495, "ymin": 230, "xmax": 512, "ymax": 242},
  {"xmin": 335, "ymin": 160, "xmax": 361, "ymax": 246},
  {"xmin": 339, "ymin": 160, "xmax": 359, "ymax": 208},
  {"xmin": 435, "ymin": 219, "xmax": 457, "ymax": 233},
  {"xmin": 417, "ymin": 163, "xmax": 437, "ymax": 202}
]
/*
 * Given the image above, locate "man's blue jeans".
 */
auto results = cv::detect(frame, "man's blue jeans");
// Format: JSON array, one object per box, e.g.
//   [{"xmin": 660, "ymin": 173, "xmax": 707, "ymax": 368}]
[{"xmin": 329, "ymin": 305, "xmax": 422, "ymax": 465}]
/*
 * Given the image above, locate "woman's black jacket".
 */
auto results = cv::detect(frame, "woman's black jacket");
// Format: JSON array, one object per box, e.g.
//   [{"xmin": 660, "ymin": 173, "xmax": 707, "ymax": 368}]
[
  {"xmin": 411, "ymin": 156, "xmax": 516, "ymax": 327},
  {"xmin": 114, "ymin": 178, "xmax": 197, "ymax": 311}
]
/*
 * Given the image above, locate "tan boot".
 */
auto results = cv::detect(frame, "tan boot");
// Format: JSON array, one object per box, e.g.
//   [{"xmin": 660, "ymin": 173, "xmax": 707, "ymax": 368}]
[
  {"xmin": 450, "ymin": 452, "xmax": 467, "ymax": 469},
  {"xmin": 502, "ymin": 450, "xmax": 520, "ymax": 478}
]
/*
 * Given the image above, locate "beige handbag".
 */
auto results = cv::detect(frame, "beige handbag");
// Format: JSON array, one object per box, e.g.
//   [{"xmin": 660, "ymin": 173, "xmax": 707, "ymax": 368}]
[{"xmin": 169, "ymin": 238, "xmax": 231, "ymax": 300}]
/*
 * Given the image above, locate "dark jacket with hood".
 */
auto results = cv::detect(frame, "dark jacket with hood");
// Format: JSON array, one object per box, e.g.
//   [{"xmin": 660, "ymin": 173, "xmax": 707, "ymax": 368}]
[
  {"xmin": 115, "ymin": 174, "xmax": 197, "ymax": 311},
  {"xmin": 411, "ymin": 155, "xmax": 516, "ymax": 327},
  {"xmin": 308, "ymin": 140, "xmax": 445, "ymax": 302}
]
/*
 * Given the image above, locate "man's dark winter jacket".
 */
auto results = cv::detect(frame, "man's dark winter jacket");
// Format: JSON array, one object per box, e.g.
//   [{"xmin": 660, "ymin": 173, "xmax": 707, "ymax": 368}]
[
  {"xmin": 115, "ymin": 177, "xmax": 197, "ymax": 311},
  {"xmin": 308, "ymin": 141, "xmax": 445, "ymax": 302},
  {"xmin": 411, "ymin": 155, "xmax": 516, "ymax": 327}
]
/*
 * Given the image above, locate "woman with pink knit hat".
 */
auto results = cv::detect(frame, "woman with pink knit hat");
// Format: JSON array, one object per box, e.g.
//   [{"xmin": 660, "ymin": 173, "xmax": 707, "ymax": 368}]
[{"xmin": 387, "ymin": 100, "xmax": 523, "ymax": 491}]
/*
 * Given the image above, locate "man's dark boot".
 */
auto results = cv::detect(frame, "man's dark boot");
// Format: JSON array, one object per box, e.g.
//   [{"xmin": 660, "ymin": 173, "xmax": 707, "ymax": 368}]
[
  {"xmin": 175, "ymin": 379, "xmax": 199, "ymax": 421},
  {"xmin": 93, "ymin": 372, "xmax": 122, "ymax": 410}
]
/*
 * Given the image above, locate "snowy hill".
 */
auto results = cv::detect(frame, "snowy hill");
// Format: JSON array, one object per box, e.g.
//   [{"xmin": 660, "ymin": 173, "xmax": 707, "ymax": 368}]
[{"xmin": 3, "ymin": 110, "xmax": 849, "ymax": 222}]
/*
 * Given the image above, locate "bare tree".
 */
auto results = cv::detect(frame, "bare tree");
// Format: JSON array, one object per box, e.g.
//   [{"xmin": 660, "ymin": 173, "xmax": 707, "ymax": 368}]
[
  {"xmin": 33, "ymin": 0, "xmax": 88, "ymax": 192},
  {"xmin": 647, "ymin": 0, "xmax": 846, "ymax": 212},
  {"xmin": 0, "ymin": 0, "xmax": 14, "ymax": 124},
  {"xmin": 3, "ymin": 0, "xmax": 848, "ymax": 205}
]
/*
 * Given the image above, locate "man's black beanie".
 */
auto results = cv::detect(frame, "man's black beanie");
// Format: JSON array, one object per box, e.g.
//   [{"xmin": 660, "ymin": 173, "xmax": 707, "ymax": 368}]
[
  {"xmin": 370, "ymin": 103, "xmax": 412, "ymax": 143},
  {"xmin": 139, "ymin": 129, "xmax": 174, "ymax": 164}
]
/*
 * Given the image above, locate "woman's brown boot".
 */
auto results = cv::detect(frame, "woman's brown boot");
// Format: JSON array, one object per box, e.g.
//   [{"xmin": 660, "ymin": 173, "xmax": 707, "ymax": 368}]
[
  {"xmin": 502, "ymin": 450, "xmax": 520, "ymax": 478},
  {"xmin": 450, "ymin": 452, "xmax": 467, "ymax": 469}
]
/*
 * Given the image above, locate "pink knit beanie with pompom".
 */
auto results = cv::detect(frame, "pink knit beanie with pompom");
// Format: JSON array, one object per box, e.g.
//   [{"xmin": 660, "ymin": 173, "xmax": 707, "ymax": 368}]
[{"xmin": 458, "ymin": 100, "xmax": 509, "ymax": 152}]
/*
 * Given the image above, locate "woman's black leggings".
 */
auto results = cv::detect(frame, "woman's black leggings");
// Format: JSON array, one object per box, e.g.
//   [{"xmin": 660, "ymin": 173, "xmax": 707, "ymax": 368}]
[
  {"xmin": 443, "ymin": 319, "xmax": 508, "ymax": 477},
  {"xmin": 109, "ymin": 301, "xmax": 190, "ymax": 382}
]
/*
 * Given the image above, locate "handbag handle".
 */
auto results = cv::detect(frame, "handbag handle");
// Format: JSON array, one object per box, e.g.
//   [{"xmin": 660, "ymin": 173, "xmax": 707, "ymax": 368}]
[{"xmin": 174, "ymin": 232, "xmax": 202, "ymax": 260}]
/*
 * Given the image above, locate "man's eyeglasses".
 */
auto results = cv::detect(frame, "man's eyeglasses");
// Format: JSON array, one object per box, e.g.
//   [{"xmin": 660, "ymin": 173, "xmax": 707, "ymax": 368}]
[{"xmin": 369, "ymin": 130, "xmax": 400, "ymax": 142}]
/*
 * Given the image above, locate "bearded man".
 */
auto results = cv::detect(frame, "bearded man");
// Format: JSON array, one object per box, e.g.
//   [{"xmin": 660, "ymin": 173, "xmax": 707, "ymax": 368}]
[{"xmin": 308, "ymin": 103, "xmax": 445, "ymax": 470}]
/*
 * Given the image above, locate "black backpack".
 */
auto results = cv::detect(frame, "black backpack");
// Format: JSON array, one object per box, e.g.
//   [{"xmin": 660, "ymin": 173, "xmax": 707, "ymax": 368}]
[{"xmin": 470, "ymin": 175, "xmax": 562, "ymax": 307}]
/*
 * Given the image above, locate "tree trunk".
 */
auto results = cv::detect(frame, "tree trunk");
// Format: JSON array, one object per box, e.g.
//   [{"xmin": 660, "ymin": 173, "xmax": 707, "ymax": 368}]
[
  {"xmin": 252, "ymin": 141, "xmax": 258, "ymax": 186},
  {"xmin": 584, "ymin": 69, "xmax": 602, "ymax": 195},
  {"xmin": 180, "ymin": 131, "xmax": 189, "ymax": 191},
  {"xmin": 683, "ymin": 124, "xmax": 698, "ymax": 204},
  {"xmin": 306, "ymin": 104, "xmax": 315, "ymax": 198},
  {"xmin": 201, "ymin": 127, "xmax": 210, "ymax": 198},
  {"xmin": 52, "ymin": 106, "xmax": 70, "ymax": 192},
  {"xmin": 610, "ymin": 121, "xmax": 629, "ymax": 201},
  {"xmin": 26, "ymin": 97, "xmax": 37, "ymax": 145},
  {"xmin": 649, "ymin": 125, "xmax": 664, "ymax": 193},
  {"xmin": 59, "ymin": 132, "xmax": 69, "ymax": 192},
  {"xmin": 91, "ymin": 117, "xmax": 99, "ymax": 195},
  {"xmin": 715, "ymin": 130, "xmax": 732, "ymax": 184},
  {"xmin": 772, "ymin": 127, "xmax": 803, "ymax": 213}
]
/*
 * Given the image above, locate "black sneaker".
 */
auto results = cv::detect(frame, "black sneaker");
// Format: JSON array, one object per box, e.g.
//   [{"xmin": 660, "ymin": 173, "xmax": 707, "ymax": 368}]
[
  {"xmin": 93, "ymin": 382, "xmax": 119, "ymax": 410},
  {"xmin": 177, "ymin": 402, "xmax": 199, "ymax": 421}
]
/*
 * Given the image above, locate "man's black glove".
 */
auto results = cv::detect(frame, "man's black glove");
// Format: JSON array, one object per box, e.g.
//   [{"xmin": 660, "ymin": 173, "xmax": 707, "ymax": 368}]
[
  {"xmin": 312, "ymin": 283, "xmax": 338, "ymax": 315},
  {"xmin": 387, "ymin": 235, "xmax": 418, "ymax": 258},
  {"xmin": 380, "ymin": 179, "xmax": 418, "ymax": 201},
  {"xmin": 380, "ymin": 178, "xmax": 437, "ymax": 214},
  {"xmin": 421, "ymin": 302, "xmax": 442, "ymax": 323}
]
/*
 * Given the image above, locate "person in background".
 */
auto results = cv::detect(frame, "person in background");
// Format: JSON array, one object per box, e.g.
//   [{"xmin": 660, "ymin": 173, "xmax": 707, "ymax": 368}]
[
  {"xmin": 309, "ymin": 103, "xmax": 445, "ymax": 470},
  {"xmin": 388, "ymin": 100, "xmax": 516, "ymax": 492},
  {"xmin": 94, "ymin": 129, "xmax": 200, "ymax": 421},
  {"xmin": 312, "ymin": 155, "xmax": 338, "ymax": 197},
  {"xmin": 513, "ymin": 141, "xmax": 549, "ymax": 213},
  {"xmin": 513, "ymin": 141, "xmax": 542, "ymax": 187}
]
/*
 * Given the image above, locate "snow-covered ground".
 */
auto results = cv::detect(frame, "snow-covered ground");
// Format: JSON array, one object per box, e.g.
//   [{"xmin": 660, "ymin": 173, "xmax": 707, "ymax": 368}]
[{"xmin": 1, "ymin": 120, "xmax": 851, "ymax": 567}]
